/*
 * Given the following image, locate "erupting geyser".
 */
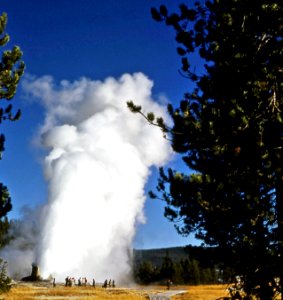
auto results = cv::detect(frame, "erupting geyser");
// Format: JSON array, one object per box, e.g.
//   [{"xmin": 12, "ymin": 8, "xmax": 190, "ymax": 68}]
[{"xmin": 20, "ymin": 73, "xmax": 171, "ymax": 282}]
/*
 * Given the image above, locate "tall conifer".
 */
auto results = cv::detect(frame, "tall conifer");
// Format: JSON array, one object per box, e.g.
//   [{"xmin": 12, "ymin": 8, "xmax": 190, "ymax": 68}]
[{"xmin": 129, "ymin": 1, "xmax": 283, "ymax": 298}]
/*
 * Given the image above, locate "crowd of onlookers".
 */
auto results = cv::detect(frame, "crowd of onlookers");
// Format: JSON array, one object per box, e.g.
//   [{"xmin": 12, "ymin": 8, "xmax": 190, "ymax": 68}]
[
  {"xmin": 102, "ymin": 279, "xmax": 115, "ymax": 288},
  {"xmin": 52, "ymin": 276, "xmax": 115, "ymax": 288},
  {"xmin": 65, "ymin": 276, "xmax": 91, "ymax": 286}
]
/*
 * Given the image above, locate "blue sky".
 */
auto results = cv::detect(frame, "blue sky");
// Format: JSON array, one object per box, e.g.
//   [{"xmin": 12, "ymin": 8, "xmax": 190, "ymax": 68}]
[{"xmin": 0, "ymin": 0, "xmax": 200, "ymax": 249}]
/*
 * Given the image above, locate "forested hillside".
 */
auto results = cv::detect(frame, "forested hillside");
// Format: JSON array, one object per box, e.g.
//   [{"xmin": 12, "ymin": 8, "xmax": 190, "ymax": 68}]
[
  {"xmin": 133, "ymin": 246, "xmax": 232, "ymax": 284},
  {"xmin": 134, "ymin": 247, "xmax": 189, "ymax": 267}
]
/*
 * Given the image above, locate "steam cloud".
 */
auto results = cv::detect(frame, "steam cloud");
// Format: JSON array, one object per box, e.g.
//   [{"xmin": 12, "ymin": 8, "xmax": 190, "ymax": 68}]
[{"xmin": 13, "ymin": 73, "xmax": 171, "ymax": 282}]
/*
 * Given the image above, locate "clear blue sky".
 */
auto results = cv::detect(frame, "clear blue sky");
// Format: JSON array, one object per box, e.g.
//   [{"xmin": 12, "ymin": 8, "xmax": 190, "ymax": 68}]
[{"xmin": 0, "ymin": 0, "xmax": 200, "ymax": 249}]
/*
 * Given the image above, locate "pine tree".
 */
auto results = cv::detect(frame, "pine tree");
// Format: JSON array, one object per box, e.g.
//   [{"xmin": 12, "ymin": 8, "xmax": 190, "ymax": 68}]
[
  {"xmin": 0, "ymin": 258, "xmax": 11, "ymax": 293},
  {"xmin": 134, "ymin": 261, "xmax": 157, "ymax": 284},
  {"xmin": 180, "ymin": 258, "xmax": 190, "ymax": 284},
  {"xmin": 0, "ymin": 217, "xmax": 11, "ymax": 248},
  {"xmin": 128, "ymin": 1, "xmax": 282, "ymax": 298},
  {"xmin": 159, "ymin": 252, "xmax": 175, "ymax": 281},
  {"xmin": 189, "ymin": 259, "xmax": 201, "ymax": 285},
  {"xmin": 0, "ymin": 12, "xmax": 24, "ymax": 217},
  {"xmin": 0, "ymin": 10, "xmax": 25, "ymax": 293}
]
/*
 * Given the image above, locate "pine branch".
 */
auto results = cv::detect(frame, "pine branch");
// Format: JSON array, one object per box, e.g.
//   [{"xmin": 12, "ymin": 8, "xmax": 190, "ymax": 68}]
[{"xmin": 127, "ymin": 100, "xmax": 183, "ymax": 139}]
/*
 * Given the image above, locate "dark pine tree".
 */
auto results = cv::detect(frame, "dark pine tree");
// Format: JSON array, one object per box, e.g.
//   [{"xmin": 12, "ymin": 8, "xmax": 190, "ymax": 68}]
[
  {"xmin": 0, "ymin": 12, "xmax": 25, "ymax": 218},
  {"xmin": 128, "ymin": 1, "xmax": 282, "ymax": 299},
  {"xmin": 159, "ymin": 252, "xmax": 175, "ymax": 281},
  {"xmin": 0, "ymin": 11, "xmax": 24, "ymax": 292},
  {"xmin": 134, "ymin": 261, "xmax": 157, "ymax": 284}
]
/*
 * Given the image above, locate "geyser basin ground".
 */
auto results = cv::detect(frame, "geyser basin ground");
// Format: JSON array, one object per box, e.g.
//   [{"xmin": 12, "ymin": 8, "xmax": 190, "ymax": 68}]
[{"xmin": 4, "ymin": 282, "xmax": 231, "ymax": 299}]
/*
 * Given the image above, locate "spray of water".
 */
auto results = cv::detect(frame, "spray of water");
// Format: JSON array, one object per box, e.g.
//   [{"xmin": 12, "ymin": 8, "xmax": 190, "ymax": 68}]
[
  {"xmin": 20, "ymin": 73, "xmax": 171, "ymax": 282},
  {"xmin": 0, "ymin": 206, "xmax": 41, "ymax": 279}
]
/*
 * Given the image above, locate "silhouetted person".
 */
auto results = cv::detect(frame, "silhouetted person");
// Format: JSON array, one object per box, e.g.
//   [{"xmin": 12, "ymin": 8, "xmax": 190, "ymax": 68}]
[
  {"xmin": 103, "ymin": 279, "xmax": 108, "ymax": 288},
  {"xmin": 166, "ymin": 279, "xmax": 172, "ymax": 290}
]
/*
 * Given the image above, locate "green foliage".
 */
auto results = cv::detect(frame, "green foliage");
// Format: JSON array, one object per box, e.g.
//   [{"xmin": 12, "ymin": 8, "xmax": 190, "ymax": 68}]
[
  {"xmin": 0, "ymin": 14, "xmax": 24, "ymax": 124},
  {"xmin": 127, "ymin": 100, "xmax": 168, "ymax": 134},
  {"xmin": 0, "ymin": 217, "xmax": 11, "ymax": 248},
  {"xmin": 133, "ymin": 246, "xmax": 227, "ymax": 284},
  {"xmin": 159, "ymin": 252, "xmax": 175, "ymax": 280},
  {"xmin": 127, "ymin": 100, "xmax": 141, "ymax": 114},
  {"xmin": 0, "ymin": 184, "xmax": 11, "ymax": 219},
  {"xmin": 188, "ymin": 259, "xmax": 201, "ymax": 285},
  {"xmin": 0, "ymin": 13, "xmax": 24, "ymax": 291},
  {"xmin": 130, "ymin": 1, "xmax": 283, "ymax": 298},
  {"xmin": 134, "ymin": 257, "xmax": 221, "ymax": 285},
  {"xmin": 134, "ymin": 261, "xmax": 158, "ymax": 284},
  {"xmin": 134, "ymin": 246, "xmax": 190, "ymax": 267},
  {"xmin": 0, "ymin": 11, "xmax": 25, "ymax": 219},
  {"xmin": 0, "ymin": 10, "xmax": 24, "ymax": 148},
  {"xmin": 0, "ymin": 258, "xmax": 11, "ymax": 293}
]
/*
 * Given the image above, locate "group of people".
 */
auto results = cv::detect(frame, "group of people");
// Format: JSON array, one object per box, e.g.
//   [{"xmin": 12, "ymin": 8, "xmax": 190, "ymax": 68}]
[
  {"xmin": 102, "ymin": 279, "xmax": 115, "ymax": 288},
  {"xmin": 52, "ymin": 276, "xmax": 115, "ymax": 288},
  {"xmin": 63, "ymin": 276, "xmax": 95, "ymax": 287}
]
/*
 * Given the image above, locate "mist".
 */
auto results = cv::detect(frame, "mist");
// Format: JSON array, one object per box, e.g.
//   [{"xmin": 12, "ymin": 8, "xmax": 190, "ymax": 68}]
[
  {"xmin": 0, "ymin": 206, "xmax": 40, "ymax": 279},
  {"xmin": 6, "ymin": 73, "xmax": 172, "ymax": 282}
]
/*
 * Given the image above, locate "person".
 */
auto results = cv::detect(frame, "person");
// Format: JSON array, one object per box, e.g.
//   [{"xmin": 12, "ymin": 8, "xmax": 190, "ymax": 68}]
[
  {"xmin": 92, "ymin": 278, "xmax": 96, "ymax": 287},
  {"xmin": 103, "ymin": 279, "xmax": 108, "ymax": 288},
  {"xmin": 53, "ymin": 278, "xmax": 56, "ymax": 287},
  {"xmin": 166, "ymin": 279, "xmax": 172, "ymax": 290}
]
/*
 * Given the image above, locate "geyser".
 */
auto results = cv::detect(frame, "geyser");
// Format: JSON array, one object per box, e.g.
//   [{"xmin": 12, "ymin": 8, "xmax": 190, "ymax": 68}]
[
  {"xmin": 22, "ymin": 263, "xmax": 41, "ymax": 282},
  {"xmin": 22, "ymin": 73, "xmax": 171, "ymax": 282}
]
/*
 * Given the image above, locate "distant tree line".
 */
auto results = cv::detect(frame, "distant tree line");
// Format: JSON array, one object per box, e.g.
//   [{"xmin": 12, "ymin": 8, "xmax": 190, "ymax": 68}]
[{"xmin": 133, "ymin": 246, "xmax": 234, "ymax": 285}]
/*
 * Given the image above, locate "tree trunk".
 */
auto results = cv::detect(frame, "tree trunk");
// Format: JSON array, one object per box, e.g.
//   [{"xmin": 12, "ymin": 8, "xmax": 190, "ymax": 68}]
[
  {"xmin": 276, "ymin": 172, "xmax": 283, "ymax": 294},
  {"xmin": 257, "ymin": 278, "xmax": 274, "ymax": 300}
]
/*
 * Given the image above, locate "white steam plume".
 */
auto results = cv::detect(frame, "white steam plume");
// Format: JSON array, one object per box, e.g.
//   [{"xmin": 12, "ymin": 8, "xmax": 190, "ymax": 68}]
[
  {"xmin": 0, "ymin": 206, "xmax": 40, "ymax": 279},
  {"xmin": 22, "ymin": 73, "xmax": 171, "ymax": 282}
]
